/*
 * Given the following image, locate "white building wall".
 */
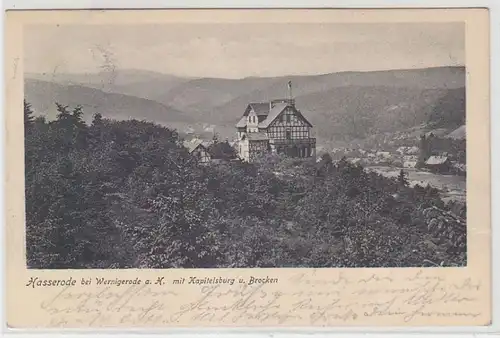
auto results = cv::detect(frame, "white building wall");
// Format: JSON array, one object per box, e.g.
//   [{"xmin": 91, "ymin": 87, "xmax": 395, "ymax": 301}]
[
  {"xmin": 247, "ymin": 112, "xmax": 259, "ymax": 133},
  {"xmin": 239, "ymin": 139, "xmax": 250, "ymax": 161}
]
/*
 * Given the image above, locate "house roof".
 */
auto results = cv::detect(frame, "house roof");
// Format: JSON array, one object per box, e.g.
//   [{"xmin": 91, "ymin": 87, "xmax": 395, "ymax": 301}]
[
  {"xmin": 294, "ymin": 110, "xmax": 313, "ymax": 127},
  {"xmin": 237, "ymin": 100, "xmax": 313, "ymax": 130},
  {"xmin": 237, "ymin": 103, "xmax": 270, "ymax": 128},
  {"xmin": 244, "ymin": 132, "xmax": 269, "ymax": 141},
  {"xmin": 258, "ymin": 102, "xmax": 288, "ymax": 128},
  {"xmin": 426, "ymin": 156, "xmax": 449, "ymax": 165},
  {"xmin": 249, "ymin": 103, "xmax": 270, "ymax": 116},
  {"xmin": 446, "ymin": 125, "xmax": 466, "ymax": 140},
  {"xmin": 235, "ymin": 116, "xmax": 247, "ymax": 128},
  {"xmin": 183, "ymin": 139, "xmax": 209, "ymax": 153}
]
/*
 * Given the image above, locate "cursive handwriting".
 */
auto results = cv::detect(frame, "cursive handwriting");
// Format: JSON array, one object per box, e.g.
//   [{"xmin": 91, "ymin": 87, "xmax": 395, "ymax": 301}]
[{"xmin": 31, "ymin": 270, "xmax": 484, "ymax": 327}]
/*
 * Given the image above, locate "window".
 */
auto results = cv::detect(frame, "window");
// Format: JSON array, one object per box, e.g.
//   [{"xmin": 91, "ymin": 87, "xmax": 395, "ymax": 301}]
[
  {"xmin": 286, "ymin": 130, "xmax": 291, "ymax": 139},
  {"xmin": 286, "ymin": 114, "xmax": 291, "ymax": 123}
]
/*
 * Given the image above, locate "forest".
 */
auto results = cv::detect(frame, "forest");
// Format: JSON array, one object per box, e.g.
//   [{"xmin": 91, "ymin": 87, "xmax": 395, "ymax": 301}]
[{"xmin": 24, "ymin": 101, "xmax": 467, "ymax": 269}]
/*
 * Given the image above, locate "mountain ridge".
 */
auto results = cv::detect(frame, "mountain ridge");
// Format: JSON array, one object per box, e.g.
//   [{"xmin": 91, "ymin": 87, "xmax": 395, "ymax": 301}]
[
  {"xmin": 24, "ymin": 66, "xmax": 466, "ymax": 144},
  {"xmin": 24, "ymin": 79, "xmax": 194, "ymax": 127},
  {"xmin": 26, "ymin": 65, "xmax": 464, "ymax": 81}
]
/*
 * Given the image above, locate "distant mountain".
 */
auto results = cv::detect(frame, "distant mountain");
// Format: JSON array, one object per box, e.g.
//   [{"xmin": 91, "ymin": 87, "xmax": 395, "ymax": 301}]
[
  {"xmin": 426, "ymin": 87, "xmax": 466, "ymax": 129},
  {"xmin": 156, "ymin": 77, "xmax": 278, "ymax": 114},
  {"xmin": 212, "ymin": 86, "xmax": 465, "ymax": 143},
  {"xmin": 164, "ymin": 66, "xmax": 465, "ymax": 117},
  {"xmin": 296, "ymin": 86, "xmax": 457, "ymax": 142},
  {"xmin": 210, "ymin": 67, "xmax": 466, "ymax": 141},
  {"xmin": 25, "ymin": 66, "xmax": 466, "ymax": 143},
  {"xmin": 25, "ymin": 69, "xmax": 190, "ymax": 102},
  {"xmin": 24, "ymin": 79, "xmax": 193, "ymax": 127}
]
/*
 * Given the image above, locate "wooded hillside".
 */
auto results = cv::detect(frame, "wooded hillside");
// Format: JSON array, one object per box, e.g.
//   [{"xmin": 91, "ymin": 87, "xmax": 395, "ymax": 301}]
[
  {"xmin": 25, "ymin": 66, "xmax": 466, "ymax": 143},
  {"xmin": 24, "ymin": 101, "xmax": 466, "ymax": 269}
]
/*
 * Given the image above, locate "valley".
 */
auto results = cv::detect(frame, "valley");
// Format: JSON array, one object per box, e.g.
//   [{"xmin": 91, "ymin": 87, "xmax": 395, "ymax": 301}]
[{"xmin": 24, "ymin": 66, "xmax": 466, "ymax": 145}]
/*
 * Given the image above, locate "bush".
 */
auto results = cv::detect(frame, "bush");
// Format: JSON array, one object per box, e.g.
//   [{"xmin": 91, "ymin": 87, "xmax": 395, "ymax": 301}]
[{"xmin": 24, "ymin": 101, "xmax": 466, "ymax": 268}]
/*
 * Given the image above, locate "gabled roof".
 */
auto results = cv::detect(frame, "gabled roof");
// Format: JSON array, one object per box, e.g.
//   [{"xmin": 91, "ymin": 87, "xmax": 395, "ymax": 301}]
[
  {"xmin": 258, "ymin": 102, "xmax": 288, "ymax": 128},
  {"xmin": 446, "ymin": 125, "xmax": 466, "ymax": 140},
  {"xmin": 238, "ymin": 100, "xmax": 313, "ymax": 130},
  {"xmin": 238, "ymin": 103, "xmax": 270, "ymax": 128},
  {"xmin": 294, "ymin": 109, "xmax": 314, "ymax": 127},
  {"xmin": 249, "ymin": 103, "xmax": 270, "ymax": 116},
  {"xmin": 183, "ymin": 139, "xmax": 209, "ymax": 153},
  {"xmin": 235, "ymin": 116, "xmax": 247, "ymax": 128},
  {"xmin": 426, "ymin": 156, "xmax": 449, "ymax": 165}
]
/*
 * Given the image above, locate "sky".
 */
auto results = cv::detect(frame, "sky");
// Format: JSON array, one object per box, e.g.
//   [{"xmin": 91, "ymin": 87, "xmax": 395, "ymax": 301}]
[{"xmin": 24, "ymin": 22, "xmax": 464, "ymax": 79}]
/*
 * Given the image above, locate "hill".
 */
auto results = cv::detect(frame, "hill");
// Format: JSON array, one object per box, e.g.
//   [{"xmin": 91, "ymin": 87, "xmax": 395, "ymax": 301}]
[
  {"xmin": 216, "ymin": 85, "xmax": 461, "ymax": 141},
  {"xmin": 24, "ymin": 78, "xmax": 193, "ymax": 127},
  {"xmin": 24, "ymin": 108, "xmax": 466, "ymax": 268},
  {"xmin": 25, "ymin": 66, "xmax": 466, "ymax": 143},
  {"xmin": 25, "ymin": 69, "xmax": 190, "ymax": 102},
  {"xmin": 426, "ymin": 87, "xmax": 466, "ymax": 129},
  {"xmin": 156, "ymin": 76, "xmax": 278, "ymax": 114},
  {"xmin": 165, "ymin": 66, "xmax": 465, "ymax": 118}
]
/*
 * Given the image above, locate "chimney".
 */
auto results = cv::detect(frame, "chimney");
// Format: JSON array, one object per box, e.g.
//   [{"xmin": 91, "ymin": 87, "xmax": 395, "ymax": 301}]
[{"xmin": 269, "ymin": 101, "xmax": 273, "ymax": 110}]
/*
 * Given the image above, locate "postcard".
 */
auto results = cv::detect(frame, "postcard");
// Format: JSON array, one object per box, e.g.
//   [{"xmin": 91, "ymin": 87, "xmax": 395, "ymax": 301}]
[{"xmin": 4, "ymin": 8, "xmax": 491, "ymax": 328}]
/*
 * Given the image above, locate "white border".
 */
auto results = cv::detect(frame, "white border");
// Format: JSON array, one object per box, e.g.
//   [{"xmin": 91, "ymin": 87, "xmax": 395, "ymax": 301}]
[
  {"xmin": 0, "ymin": 0, "xmax": 497, "ymax": 9},
  {"xmin": 1, "ymin": 0, "xmax": 498, "ymax": 336}
]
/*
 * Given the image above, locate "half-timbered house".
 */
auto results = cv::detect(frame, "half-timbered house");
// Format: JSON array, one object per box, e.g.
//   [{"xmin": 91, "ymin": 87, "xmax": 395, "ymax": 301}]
[
  {"xmin": 236, "ymin": 82, "xmax": 316, "ymax": 162},
  {"xmin": 183, "ymin": 139, "xmax": 211, "ymax": 163}
]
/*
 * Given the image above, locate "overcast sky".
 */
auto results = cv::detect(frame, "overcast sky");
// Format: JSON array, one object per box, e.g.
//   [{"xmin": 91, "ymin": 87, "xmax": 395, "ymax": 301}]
[{"xmin": 24, "ymin": 22, "xmax": 464, "ymax": 79}]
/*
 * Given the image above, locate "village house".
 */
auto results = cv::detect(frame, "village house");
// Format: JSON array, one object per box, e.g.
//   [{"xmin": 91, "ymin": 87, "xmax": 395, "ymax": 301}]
[
  {"xmin": 376, "ymin": 151, "xmax": 391, "ymax": 159},
  {"xmin": 235, "ymin": 82, "xmax": 316, "ymax": 162},
  {"xmin": 183, "ymin": 139, "xmax": 211, "ymax": 163},
  {"xmin": 424, "ymin": 155, "xmax": 450, "ymax": 173},
  {"xmin": 403, "ymin": 160, "xmax": 418, "ymax": 169}
]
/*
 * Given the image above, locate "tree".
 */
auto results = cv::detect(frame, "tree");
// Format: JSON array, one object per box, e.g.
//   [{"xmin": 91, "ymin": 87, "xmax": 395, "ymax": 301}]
[
  {"xmin": 208, "ymin": 140, "xmax": 237, "ymax": 160},
  {"xmin": 316, "ymin": 152, "xmax": 333, "ymax": 176},
  {"xmin": 398, "ymin": 169, "xmax": 409, "ymax": 187},
  {"xmin": 24, "ymin": 100, "xmax": 35, "ymax": 131},
  {"xmin": 212, "ymin": 132, "xmax": 219, "ymax": 143},
  {"xmin": 24, "ymin": 101, "xmax": 466, "ymax": 269},
  {"xmin": 92, "ymin": 113, "xmax": 103, "ymax": 127}
]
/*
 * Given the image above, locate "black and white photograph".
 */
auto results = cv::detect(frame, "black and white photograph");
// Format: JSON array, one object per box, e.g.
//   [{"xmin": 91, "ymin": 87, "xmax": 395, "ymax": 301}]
[{"xmin": 23, "ymin": 21, "xmax": 467, "ymax": 269}]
